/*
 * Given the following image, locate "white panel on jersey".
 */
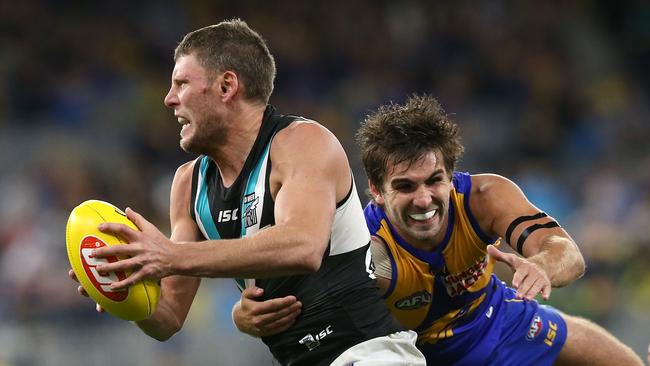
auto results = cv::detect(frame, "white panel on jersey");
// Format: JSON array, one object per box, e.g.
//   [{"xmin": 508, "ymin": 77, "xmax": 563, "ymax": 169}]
[{"xmin": 329, "ymin": 178, "xmax": 371, "ymax": 256}]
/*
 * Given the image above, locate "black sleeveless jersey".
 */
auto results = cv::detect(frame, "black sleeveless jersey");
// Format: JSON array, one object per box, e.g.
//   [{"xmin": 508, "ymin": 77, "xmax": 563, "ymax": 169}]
[{"xmin": 189, "ymin": 105, "xmax": 404, "ymax": 365}]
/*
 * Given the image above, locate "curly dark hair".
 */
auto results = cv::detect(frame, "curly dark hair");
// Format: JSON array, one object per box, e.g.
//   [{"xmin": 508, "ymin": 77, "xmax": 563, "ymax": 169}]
[
  {"xmin": 356, "ymin": 94, "xmax": 464, "ymax": 191},
  {"xmin": 174, "ymin": 19, "xmax": 276, "ymax": 104}
]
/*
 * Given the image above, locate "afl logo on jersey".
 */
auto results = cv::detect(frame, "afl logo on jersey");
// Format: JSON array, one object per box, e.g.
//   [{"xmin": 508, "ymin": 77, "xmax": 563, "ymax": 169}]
[
  {"xmin": 395, "ymin": 291, "xmax": 432, "ymax": 310},
  {"xmin": 526, "ymin": 314, "xmax": 543, "ymax": 341}
]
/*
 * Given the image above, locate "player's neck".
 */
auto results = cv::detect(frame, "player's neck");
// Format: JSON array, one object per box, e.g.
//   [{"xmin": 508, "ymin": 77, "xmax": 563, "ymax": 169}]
[{"xmin": 210, "ymin": 103, "xmax": 266, "ymax": 187}]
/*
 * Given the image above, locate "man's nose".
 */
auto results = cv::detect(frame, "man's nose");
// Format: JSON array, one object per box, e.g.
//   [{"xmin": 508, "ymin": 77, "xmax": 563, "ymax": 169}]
[
  {"xmin": 412, "ymin": 185, "xmax": 432, "ymax": 208},
  {"xmin": 164, "ymin": 88, "xmax": 178, "ymax": 108}
]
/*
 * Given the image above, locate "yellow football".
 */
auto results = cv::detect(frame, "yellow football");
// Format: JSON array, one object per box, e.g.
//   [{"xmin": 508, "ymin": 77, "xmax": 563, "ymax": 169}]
[{"xmin": 66, "ymin": 200, "xmax": 160, "ymax": 321}]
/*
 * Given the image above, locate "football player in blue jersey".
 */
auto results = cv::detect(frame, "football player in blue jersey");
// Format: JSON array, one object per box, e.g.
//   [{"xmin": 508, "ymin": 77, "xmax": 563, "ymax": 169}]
[{"xmin": 234, "ymin": 94, "xmax": 643, "ymax": 365}]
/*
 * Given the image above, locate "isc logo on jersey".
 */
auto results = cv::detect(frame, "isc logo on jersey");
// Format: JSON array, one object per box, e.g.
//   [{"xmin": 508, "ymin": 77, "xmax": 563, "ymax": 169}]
[
  {"xmin": 217, "ymin": 208, "xmax": 238, "ymax": 222},
  {"xmin": 299, "ymin": 325, "xmax": 333, "ymax": 351}
]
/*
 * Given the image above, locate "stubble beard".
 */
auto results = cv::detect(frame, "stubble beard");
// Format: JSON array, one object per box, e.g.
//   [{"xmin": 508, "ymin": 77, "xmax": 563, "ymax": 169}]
[{"xmin": 180, "ymin": 120, "xmax": 227, "ymax": 155}]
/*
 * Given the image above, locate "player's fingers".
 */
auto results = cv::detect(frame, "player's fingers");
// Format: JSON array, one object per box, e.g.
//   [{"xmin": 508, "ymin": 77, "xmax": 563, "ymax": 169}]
[
  {"xmin": 96, "ymin": 256, "xmax": 140, "ymax": 275},
  {"xmin": 69, "ymin": 269, "xmax": 79, "ymax": 282},
  {"xmin": 241, "ymin": 286, "xmax": 265, "ymax": 301},
  {"xmin": 247, "ymin": 296, "xmax": 299, "ymax": 318},
  {"xmin": 262, "ymin": 296, "xmax": 300, "ymax": 313},
  {"xmin": 77, "ymin": 285, "xmax": 89, "ymax": 297},
  {"xmin": 93, "ymin": 244, "xmax": 140, "ymax": 262},
  {"xmin": 125, "ymin": 207, "xmax": 152, "ymax": 232},
  {"xmin": 258, "ymin": 301, "xmax": 302, "ymax": 325},
  {"xmin": 108, "ymin": 270, "xmax": 140, "ymax": 291},
  {"xmin": 487, "ymin": 245, "xmax": 520, "ymax": 271},
  {"xmin": 110, "ymin": 278, "xmax": 135, "ymax": 291},
  {"xmin": 521, "ymin": 277, "xmax": 545, "ymax": 301},
  {"xmin": 257, "ymin": 310, "xmax": 301, "ymax": 336},
  {"xmin": 98, "ymin": 222, "xmax": 139, "ymax": 242},
  {"xmin": 540, "ymin": 282, "xmax": 552, "ymax": 301},
  {"xmin": 96, "ymin": 303, "xmax": 105, "ymax": 313},
  {"xmin": 511, "ymin": 263, "xmax": 530, "ymax": 290},
  {"xmin": 512, "ymin": 269, "xmax": 535, "ymax": 299}
]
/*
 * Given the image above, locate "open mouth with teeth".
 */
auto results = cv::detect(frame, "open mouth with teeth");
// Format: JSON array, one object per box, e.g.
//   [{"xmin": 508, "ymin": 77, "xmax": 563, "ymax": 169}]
[
  {"xmin": 408, "ymin": 209, "xmax": 437, "ymax": 221},
  {"xmin": 178, "ymin": 117, "xmax": 190, "ymax": 134}
]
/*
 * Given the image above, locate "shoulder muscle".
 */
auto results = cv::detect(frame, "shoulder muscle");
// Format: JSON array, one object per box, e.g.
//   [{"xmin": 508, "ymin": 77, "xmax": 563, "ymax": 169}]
[
  {"xmin": 270, "ymin": 120, "xmax": 351, "ymax": 201},
  {"xmin": 469, "ymin": 173, "xmax": 541, "ymax": 239}
]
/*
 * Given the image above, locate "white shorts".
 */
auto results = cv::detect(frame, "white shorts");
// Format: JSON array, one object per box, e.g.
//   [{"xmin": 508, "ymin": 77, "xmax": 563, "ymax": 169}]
[{"xmin": 329, "ymin": 330, "xmax": 426, "ymax": 366}]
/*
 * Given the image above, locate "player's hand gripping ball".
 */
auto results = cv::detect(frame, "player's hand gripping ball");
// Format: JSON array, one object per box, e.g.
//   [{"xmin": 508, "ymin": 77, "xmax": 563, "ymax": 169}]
[{"xmin": 66, "ymin": 200, "xmax": 160, "ymax": 321}]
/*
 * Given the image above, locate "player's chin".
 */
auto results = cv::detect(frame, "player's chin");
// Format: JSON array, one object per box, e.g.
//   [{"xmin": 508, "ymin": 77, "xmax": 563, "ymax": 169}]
[
  {"xmin": 179, "ymin": 138, "xmax": 200, "ymax": 154},
  {"xmin": 179, "ymin": 140, "xmax": 189, "ymax": 152},
  {"xmin": 407, "ymin": 224, "xmax": 440, "ymax": 241}
]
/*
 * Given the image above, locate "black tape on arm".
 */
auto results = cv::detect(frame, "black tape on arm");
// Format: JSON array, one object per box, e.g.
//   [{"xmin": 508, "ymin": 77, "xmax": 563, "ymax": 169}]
[
  {"xmin": 516, "ymin": 221, "xmax": 560, "ymax": 255},
  {"xmin": 505, "ymin": 212, "xmax": 548, "ymax": 245}
]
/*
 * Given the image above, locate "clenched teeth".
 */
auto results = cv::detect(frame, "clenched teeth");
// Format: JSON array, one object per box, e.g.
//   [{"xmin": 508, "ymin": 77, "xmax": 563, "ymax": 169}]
[{"xmin": 409, "ymin": 210, "xmax": 437, "ymax": 221}]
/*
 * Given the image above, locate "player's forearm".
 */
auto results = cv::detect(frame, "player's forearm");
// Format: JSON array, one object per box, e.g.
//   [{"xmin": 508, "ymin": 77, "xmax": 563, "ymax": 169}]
[
  {"xmin": 174, "ymin": 224, "xmax": 328, "ymax": 278},
  {"xmin": 134, "ymin": 276, "xmax": 199, "ymax": 341},
  {"xmin": 528, "ymin": 235, "xmax": 585, "ymax": 287},
  {"xmin": 135, "ymin": 300, "xmax": 183, "ymax": 341}
]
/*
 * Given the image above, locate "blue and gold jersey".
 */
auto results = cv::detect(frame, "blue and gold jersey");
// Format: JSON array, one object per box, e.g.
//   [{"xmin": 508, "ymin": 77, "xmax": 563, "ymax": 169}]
[
  {"xmin": 364, "ymin": 172, "xmax": 500, "ymax": 345},
  {"xmin": 365, "ymin": 172, "xmax": 568, "ymax": 364}
]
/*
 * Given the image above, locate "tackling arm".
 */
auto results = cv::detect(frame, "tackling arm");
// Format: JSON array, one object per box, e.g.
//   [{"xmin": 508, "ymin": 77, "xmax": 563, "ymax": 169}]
[
  {"xmin": 472, "ymin": 174, "xmax": 586, "ymax": 298},
  {"xmin": 231, "ymin": 235, "xmax": 390, "ymax": 338}
]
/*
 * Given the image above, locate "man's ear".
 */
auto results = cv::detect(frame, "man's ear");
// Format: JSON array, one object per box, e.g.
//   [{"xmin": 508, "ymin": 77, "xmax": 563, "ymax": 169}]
[
  {"xmin": 217, "ymin": 71, "xmax": 239, "ymax": 101},
  {"xmin": 368, "ymin": 179, "xmax": 385, "ymax": 206}
]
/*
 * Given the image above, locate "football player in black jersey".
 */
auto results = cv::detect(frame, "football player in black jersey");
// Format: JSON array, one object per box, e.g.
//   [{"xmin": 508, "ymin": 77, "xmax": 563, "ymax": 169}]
[{"xmin": 69, "ymin": 19, "xmax": 425, "ymax": 366}]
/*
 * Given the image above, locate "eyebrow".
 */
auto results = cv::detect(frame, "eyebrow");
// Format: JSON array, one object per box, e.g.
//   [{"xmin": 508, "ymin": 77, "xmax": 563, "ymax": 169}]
[
  {"xmin": 172, "ymin": 76, "xmax": 188, "ymax": 85},
  {"xmin": 389, "ymin": 169, "xmax": 445, "ymax": 185}
]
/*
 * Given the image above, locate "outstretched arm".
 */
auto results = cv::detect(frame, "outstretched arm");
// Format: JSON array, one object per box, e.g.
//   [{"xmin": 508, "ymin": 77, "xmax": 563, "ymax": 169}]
[{"xmin": 471, "ymin": 174, "xmax": 586, "ymax": 300}]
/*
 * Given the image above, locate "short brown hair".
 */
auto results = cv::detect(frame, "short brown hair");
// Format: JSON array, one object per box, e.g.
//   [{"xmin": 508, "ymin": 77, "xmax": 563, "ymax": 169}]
[
  {"xmin": 356, "ymin": 94, "xmax": 464, "ymax": 191},
  {"xmin": 175, "ymin": 19, "xmax": 276, "ymax": 104}
]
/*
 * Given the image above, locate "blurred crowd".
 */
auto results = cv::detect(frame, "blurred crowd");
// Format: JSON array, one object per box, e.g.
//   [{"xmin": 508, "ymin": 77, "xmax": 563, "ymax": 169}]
[{"xmin": 1, "ymin": 1, "xmax": 649, "ymax": 364}]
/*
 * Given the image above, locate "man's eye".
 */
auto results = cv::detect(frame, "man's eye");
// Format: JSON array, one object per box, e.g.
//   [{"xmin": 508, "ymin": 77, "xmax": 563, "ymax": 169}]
[{"xmin": 394, "ymin": 184, "xmax": 414, "ymax": 192}]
